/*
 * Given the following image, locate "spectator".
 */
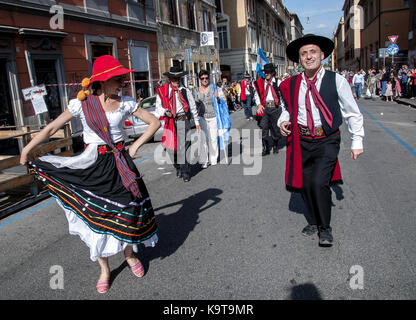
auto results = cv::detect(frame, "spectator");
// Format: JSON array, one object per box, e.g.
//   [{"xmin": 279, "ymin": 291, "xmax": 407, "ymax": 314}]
[
  {"xmin": 394, "ymin": 75, "xmax": 401, "ymax": 98},
  {"xmin": 366, "ymin": 72, "xmax": 377, "ymax": 100},
  {"xmin": 385, "ymin": 80, "xmax": 393, "ymax": 102},
  {"xmin": 353, "ymin": 71, "xmax": 365, "ymax": 100}
]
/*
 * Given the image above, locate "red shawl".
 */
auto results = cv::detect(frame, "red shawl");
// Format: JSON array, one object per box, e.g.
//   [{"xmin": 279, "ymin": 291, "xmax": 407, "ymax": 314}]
[
  {"xmin": 279, "ymin": 75, "xmax": 342, "ymax": 190},
  {"xmin": 156, "ymin": 83, "xmax": 189, "ymax": 151}
]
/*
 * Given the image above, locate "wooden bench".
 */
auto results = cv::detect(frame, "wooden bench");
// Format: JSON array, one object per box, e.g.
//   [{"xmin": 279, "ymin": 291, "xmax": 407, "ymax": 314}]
[{"xmin": 0, "ymin": 124, "xmax": 73, "ymax": 194}]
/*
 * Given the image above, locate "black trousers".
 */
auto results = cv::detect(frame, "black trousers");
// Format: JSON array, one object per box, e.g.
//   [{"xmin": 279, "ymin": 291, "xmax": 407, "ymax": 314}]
[
  {"xmin": 260, "ymin": 106, "xmax": 282, "ymax": 142},
  {"xmin": 170, "ymin": 119, "xmax": 192, "ymax": 179},
  {"xmin": 300, "ymin": 132, "xmax": 341, "ymax": 229}
]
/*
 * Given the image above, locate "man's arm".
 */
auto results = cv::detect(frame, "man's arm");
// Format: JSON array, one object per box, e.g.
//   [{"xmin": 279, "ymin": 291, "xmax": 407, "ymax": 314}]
[
  {"xmin": 336, "ymin": 74, "xmax": 364, "ymax": 159},
  {"xmin": 186, "ymin": 88, "xmax": 200, "ymax": 127}
]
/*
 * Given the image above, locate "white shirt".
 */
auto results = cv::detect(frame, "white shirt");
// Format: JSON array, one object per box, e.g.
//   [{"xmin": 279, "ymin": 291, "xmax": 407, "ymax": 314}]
[
  {"xmin": 67, "ymin": 96, "xmax": 138, "ymax": 145},
  {"xmin": 277, "ymin": 68, "xmax": 364, "ymax": 150},
  {"xmin": 238, "ymin": 80, "xmax": 252, "ymax": 99},
  {"xmin": 154, "ymin": 86, "xmax": 199, "ymax": 126},
  {"xmin": 353, "ymin": 73, "xmax": 365, "ymax": 86},
  {"xmin": 254, "ymin": 77, "xmax": 277, "ymax": 106}
]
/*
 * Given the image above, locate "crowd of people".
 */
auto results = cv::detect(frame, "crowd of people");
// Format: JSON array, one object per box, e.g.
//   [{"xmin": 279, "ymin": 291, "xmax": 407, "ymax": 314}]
[{"xmin": 339, "ymin": 66, "xmax": 416, "ymax": 102}]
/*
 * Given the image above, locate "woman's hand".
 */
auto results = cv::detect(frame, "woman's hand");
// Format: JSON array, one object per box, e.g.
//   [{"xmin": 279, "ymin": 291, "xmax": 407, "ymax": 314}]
[{"xmin": 20, "ymin": 148, "xmax": 30, "ymax": 166}]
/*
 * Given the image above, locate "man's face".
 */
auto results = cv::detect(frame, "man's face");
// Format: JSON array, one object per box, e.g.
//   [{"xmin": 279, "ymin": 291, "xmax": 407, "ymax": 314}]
[
  {"xmin": 265, "ymin": 71, "xmax": 274, "ymax": 80},
  {"xmin": 298, "ymin": 44, "xmax": 324, "ymax": 72},
  {"xmin": 170, "ymin": 77, "xmax": 181, "ymax": 88},
  {"xmin": 222, "ymin": 78, "xmax": 228, "ymax": 84}
]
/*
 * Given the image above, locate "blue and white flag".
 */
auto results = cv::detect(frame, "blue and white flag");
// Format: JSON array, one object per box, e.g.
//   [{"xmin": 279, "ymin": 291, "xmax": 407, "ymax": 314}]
[
  {"xmin": 211, "ymin": 84, "xmax": 231, "ymax": 151},
  {"xmin": 256, "ymin": 47, "xmax": 268, "ymax": 78}
]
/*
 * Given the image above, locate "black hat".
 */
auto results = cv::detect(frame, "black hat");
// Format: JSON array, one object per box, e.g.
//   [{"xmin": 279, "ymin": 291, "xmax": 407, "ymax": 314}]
[
  {"xmin": 163, "ymin": 66, "xmax": 188, "ymax": 78},
  {"xmin": 286, "ymin": 34, "xmax": 334, "ymax": 62},
  {"xmin": 243, "ymin": 71, "xmax": 251, "ymax": 78},
  {"xmin": 262, "ymin": 63, "xmax": 277, "ymax": 73}
]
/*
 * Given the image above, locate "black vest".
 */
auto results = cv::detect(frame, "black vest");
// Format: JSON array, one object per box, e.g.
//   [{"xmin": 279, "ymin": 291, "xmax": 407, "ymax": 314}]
[{"xmin": 318, "ymin": 71, "xmax": 342, "ymax": 135}]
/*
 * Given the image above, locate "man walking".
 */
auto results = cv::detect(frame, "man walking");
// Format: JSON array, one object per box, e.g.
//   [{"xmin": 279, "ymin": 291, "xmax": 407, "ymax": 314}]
[
  {"xmin": 155, "ymin": 66, "xmax": 201, "ymax": 182},
  {"xmin": 278, "ymin": 34, "xmax": 364, "ymax": 247},
  {"xmin": 239, "ymin": 72, "xmax": 254, "ymax": 120},
  {"xmin": 253, "ymin": 63, "xmax": 284, "ymax": 156}
]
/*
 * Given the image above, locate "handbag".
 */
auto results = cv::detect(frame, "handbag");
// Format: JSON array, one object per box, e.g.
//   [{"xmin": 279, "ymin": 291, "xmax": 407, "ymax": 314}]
[{"xmin": 195, "ymin": 100, "xmax": 205, "ymax": 117}]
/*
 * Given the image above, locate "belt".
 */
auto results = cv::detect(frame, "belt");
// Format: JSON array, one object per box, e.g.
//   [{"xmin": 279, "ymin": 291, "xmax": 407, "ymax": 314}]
[
  {"xmin": 175, "ymin": 115, "xmax": 187, "ymax": 121},
  {"xmin": 93, "ymin": 141, "xmax": 125, "ymax": 155},
  {"xmin": 298, "ymin": 124, "xmax": 325, "ymax": 137},
  {"xmin": 264, "ymin": 101, "xmax": 276, "ymax": 107}
]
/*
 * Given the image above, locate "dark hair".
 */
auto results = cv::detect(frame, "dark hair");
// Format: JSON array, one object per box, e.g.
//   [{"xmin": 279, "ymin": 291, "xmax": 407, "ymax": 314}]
[
  {"xmin": 199, "ymin": 69, "xmax": 209, "ymax": 78},
  {"xmin": 91, "ymin": 81, "xmax": 101, "ymax": 95}
]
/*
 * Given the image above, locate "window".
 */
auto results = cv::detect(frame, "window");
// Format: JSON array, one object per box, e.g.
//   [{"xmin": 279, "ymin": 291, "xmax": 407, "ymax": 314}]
[
  {"xmin": 218, "ymin": 25, "xmax": 228, "ymax": 49},
  {"xmin": 160, "ymin": 0, "xmax": 178, "ymax": 25},
  {"xmin": 187, "ymin": 1, "xmax": 196, "ymax": 30},
  {"xmin": 202, "ymin": 9, "xmax": 212, "ymax": 31},
  {"xmin": 215, "ymin": 0, "xmax": 222, "ymax": 13},
  {"xmin": 90, "ymin": 42, "xmax": 113, "ymax": 63}
]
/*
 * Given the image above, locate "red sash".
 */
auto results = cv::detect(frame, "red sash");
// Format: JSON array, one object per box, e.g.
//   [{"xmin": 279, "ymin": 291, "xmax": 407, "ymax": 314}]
[
  {"xmin": 279, "ymin": 75, "xmax": 342, "ymax": 190},
  {"xmin": 156, "ymin": 83, "xmax": 189, "ymax": 150}
]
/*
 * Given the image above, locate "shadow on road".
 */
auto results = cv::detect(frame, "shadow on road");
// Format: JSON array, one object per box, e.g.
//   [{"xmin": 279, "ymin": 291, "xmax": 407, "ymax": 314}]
[
  {"xmin": 143, "ymin": 188, "xmax": 222, "ymax": 265},
  {"xmin": 110, "ymin": 188, "xmax": 223, "ymax": 282},
  {"xmin": 289, "ymin": 283, "xmax": 323, "ymax": 300}
]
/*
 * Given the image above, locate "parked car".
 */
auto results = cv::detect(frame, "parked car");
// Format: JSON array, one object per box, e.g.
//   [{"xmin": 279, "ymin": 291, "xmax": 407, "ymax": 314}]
[{"xmin": 123, "ymin": 95, "xmax": 164, "ymax": 141}]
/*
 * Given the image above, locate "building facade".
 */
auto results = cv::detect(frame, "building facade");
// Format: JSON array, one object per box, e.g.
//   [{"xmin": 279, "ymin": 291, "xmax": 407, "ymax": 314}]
[
  {"xmin": 334, "ymin": 16, "xmax": 346, "ymax": 71},
  {"xmin": 216, "ymin": 0, "xmax": 292, "ymax": 81},
  {"xmin": 342, "ymin": 0, "xmax": 361, "ymax": 70},
  {"xmin": 288, "ymin": 12, "xmax": 304, "ymax": 73},
  {"xmin": 0, "ymin": 0, "xmax": 159, "ymax": 133},
  {"xmin": 154, "ymin": 0, "xmax": 220, "ymax": 86},
  {"xmin": 358, "ymin": 0, "xmax": 410, "ymax": 70},
  {"xmin": 407, "ymin": 0, "xmax": 415, "ymax": 68}
]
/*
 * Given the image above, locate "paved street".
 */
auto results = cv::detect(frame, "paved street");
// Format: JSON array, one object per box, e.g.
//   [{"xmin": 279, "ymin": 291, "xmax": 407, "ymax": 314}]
[{"xmin": 0, "ymin": 98, "xmax": 415, "ymax": 300}]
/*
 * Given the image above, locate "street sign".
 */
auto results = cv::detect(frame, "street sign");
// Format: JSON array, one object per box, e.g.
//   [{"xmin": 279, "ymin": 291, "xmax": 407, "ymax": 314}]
[
  {"xmin": 379, "ymin": 48, "xmax": 388, "ymax": 58},
  {"xmin": 387, "ymin": 44, "xmax": 399, "ymax": 55},
  {"xmin": 388, "ymin": 35, "xmax": 398, "ymax": 44}
]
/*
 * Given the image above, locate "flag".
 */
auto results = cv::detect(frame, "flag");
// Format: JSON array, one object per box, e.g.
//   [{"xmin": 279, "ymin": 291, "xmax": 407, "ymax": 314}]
[
  {"xmin": 256, "ymin": 47, "xmax": 268, "ymax": 78},
  {"xmin": 211, "ymin": 84, "xmax": 231, "ymax": 151}
]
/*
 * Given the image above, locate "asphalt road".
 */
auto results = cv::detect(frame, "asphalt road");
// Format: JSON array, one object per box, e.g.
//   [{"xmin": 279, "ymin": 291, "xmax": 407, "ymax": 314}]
[{"xmin": 0, "ymin": 98, "xmax": 415, "ymax": 300}]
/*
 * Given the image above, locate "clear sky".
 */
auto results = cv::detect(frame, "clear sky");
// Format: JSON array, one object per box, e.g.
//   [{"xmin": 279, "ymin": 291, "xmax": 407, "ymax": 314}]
[{"xmin": 282, "ymin": 0, "xmax": 345, "ymax": 40}]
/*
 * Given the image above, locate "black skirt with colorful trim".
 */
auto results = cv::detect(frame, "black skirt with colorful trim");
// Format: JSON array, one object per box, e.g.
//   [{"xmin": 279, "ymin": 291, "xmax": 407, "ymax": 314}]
[{"xmin": 28, "ymin": 144, "xmax": 158, "ymax": 254}]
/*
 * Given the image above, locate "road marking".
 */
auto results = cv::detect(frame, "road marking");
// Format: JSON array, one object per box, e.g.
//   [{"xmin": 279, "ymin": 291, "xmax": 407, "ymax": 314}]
[
  {"xmin": 360, "ymin": 105, "xmax": 416, "ymax": 159},
  {"xmin": 0, "ymin": 199, "xmax": 55, "ymax": 228}
]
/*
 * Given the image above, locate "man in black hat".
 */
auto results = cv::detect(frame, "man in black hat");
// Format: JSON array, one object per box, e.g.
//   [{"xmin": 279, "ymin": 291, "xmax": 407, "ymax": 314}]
[
  {"xmin": 154, "ymin": 66, "xmax": 201, "ymax": 182},
  {"xmin": 278, "ymin": 34, "xmax": 364, "ymax": 247},
  {"xmin": 253, "ymin": 63, "xmax": 285, "ymax": 156},
  {"xmin": 238, "ymin": 72, "xmax": 254, "ymax": 120}
]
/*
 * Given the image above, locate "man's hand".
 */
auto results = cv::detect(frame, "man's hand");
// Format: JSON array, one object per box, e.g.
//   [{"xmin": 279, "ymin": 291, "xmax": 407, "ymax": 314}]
[
  {"xmin": 196, "ymin": 124, "xmax": 202, "ymax": 132},
  {"xmin": 351, "ymin": 149, "xmax": 363, "ymax": 160},
  {"xmin": 280, "ymin": 121, "xmax": 292, "ymax": 136},
  {"xmin": 256, "ymin": 104, "xmax": 264, "ymax": 114}
]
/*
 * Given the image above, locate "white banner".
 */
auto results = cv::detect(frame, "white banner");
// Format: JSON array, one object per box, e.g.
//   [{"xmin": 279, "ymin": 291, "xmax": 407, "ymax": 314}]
[{"xmin": 200, "ymin": 32, "xmax": 215, "ymax": 46}]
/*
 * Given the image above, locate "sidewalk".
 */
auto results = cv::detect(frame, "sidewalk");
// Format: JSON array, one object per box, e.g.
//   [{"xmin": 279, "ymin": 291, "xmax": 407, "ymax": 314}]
[{"xmin": 395, "ymin": 97, "xmax": 416, "ymax": 109}]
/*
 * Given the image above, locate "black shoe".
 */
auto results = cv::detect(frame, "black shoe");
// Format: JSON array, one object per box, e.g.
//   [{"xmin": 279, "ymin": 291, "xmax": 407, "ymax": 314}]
[
  {"xmin": 318, "ymin": 227, "xmax": 333, "ymax": 247},
  {"xmin": 301, "ymin": 224, "xmax": 318, "ymax": 236},
  {"xmin": 183, "ymin": 177, "xmax": 190, "ymax": 182},
  {"xmin": 176, "ymin": 171, "xmax": 182, "ymax": 178},
  {"xmin": 262, "ymin": 140, "xmax": 270, "ymax": 156}
]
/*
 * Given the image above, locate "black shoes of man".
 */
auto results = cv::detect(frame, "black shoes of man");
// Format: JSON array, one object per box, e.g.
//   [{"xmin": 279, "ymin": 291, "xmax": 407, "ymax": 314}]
[{"xmin": 302, "ymin": 224, "xmax": 333, "ymax": 247}]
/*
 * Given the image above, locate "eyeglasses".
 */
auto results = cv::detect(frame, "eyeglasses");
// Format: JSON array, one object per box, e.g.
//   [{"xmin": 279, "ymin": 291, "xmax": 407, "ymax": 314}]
[{"xmin": 200, "ymin": 77, "xmax": 209, "ymax": 80}]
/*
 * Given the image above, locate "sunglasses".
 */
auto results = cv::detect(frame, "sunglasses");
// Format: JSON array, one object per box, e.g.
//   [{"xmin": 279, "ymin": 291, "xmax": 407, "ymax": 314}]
[{"xmin": 200, "ymin": 76, "xmax": 209, "ymax": 80}]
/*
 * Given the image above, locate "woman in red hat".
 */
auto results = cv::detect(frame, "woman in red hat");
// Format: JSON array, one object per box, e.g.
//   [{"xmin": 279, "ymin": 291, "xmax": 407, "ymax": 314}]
[{"xmin": 20, "ymin": 55, "xmax": 160, "ymax": 294}]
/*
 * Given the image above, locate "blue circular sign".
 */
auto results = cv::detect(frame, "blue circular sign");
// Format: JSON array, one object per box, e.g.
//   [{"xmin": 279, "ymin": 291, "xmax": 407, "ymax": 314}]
[{"xmin": 387, "ymin": 44, "xmax": 399, "ymax": 55}]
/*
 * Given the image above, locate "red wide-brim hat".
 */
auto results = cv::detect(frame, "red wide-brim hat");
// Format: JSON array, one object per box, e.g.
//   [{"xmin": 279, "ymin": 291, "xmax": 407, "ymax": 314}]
[{"xmin": 89, "ymin": 55, "xmax": 135, "ymax": 85}]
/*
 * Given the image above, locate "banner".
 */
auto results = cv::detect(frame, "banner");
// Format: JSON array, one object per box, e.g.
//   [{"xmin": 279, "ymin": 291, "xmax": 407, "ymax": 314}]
[
  {"xmin": 256, "ymin": 47, "xmax": 268, "ymax": 78},
  {"xmin": 200, "ymin": 32, "xmax": 215, "ymax": 46}
]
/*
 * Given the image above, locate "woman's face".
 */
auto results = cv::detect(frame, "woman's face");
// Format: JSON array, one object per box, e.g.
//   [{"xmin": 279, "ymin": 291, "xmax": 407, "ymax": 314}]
[{"xmin": 102, "ymin": 75, "xmax": 125, "ymax": 95}]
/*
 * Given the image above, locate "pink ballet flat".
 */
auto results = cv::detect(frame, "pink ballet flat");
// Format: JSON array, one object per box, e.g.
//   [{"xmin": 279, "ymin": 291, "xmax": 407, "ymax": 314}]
[
  {"xmin": 130, "ymin": 261, "xmax": 144, "ymax": 278},
  {"xmin": 96, "ymin": 281, "xmax": 110, "ymax": 294}
]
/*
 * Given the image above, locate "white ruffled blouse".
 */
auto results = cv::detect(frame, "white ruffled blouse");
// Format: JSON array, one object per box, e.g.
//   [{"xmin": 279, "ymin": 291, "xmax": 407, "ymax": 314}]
[{"xmin": 67, "ymin": 96, "xmax": 139, "ymax": 145}]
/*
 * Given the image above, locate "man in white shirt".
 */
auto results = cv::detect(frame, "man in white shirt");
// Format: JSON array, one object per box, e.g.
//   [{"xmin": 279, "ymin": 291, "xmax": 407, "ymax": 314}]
[
  {"xmin": 278, "ymin": 34, "xmax": 364, "ymax": 247},
  {"xmin": 253, "ymin": 63, "xmax": 285, "ymax": 156},
  {"xmin": 154, "ymin": 66, "xmax": 201, "ymax": 182},
  {"xmin": 352, "ymin": 71, "xmax": 365, "ymax": 100}
]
